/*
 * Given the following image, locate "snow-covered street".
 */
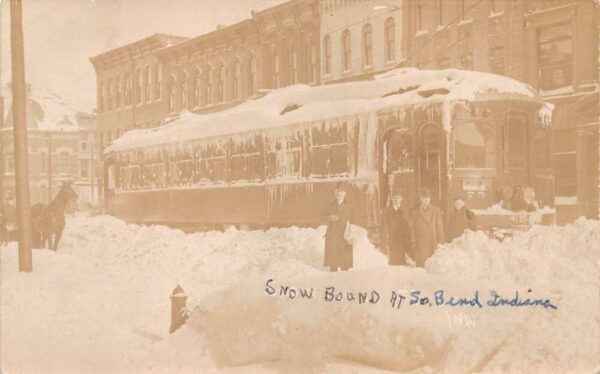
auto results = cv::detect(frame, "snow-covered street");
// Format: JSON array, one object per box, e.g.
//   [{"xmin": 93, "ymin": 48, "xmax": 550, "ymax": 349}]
[{"xmin": 1, "ymin": 215, "xmax": 599, "ymax": 373}]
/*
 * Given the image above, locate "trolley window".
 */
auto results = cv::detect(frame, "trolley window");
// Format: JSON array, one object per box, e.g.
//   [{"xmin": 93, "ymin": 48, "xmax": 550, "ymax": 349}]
[
  {"xmin": 310, "ymin": 122, "xmax": 348, "ymax": 177},
  {"xmin": 169, "ymin": 147, "xmax": 194, "ymax": 186},
  {"xmin": 266, "ymin": 134, "xmax": 302, "ymax": 179},
  {"xmin": 229, "ymin": 137, "xmax": 264, "ymax": 182},
  {"xmin": 196, "ymin": 144, "xmax": 226, "ymax": 183},
  {"xmin": 453, "ymin": 122, "xmax": 495, "ymax": 168}
]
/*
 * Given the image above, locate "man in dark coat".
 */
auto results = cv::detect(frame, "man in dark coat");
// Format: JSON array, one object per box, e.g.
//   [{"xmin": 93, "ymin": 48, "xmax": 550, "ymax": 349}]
[
  {"xmin": 383, "ymin": 192, "xmax": 412, "ymax": 265},
  {"xmin": 447, "ymin": 196, "xmax": 477, "ymax": 242},
  {"xmin": 324, "ymin": 184, "xmax": 354, "ymax": 272},
  {"xmin": 411, "ymin": 189, "xmax": 444, "ymax": 267}
]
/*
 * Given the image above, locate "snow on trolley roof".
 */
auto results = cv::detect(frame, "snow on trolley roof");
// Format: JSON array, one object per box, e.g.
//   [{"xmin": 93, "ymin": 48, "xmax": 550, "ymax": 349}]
[{"xmin": 106, "ymin": 68, "xmax": 543, "ymax": 153}]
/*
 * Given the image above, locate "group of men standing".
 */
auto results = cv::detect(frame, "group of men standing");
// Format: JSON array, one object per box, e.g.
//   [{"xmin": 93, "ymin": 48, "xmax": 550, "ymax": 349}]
[{"xmin": 324, "ymin": 184, "xmax": 476, "ymax": 272}]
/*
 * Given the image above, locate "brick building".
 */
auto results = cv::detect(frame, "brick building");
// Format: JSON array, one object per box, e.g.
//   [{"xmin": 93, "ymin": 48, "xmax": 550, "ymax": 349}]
[
  {"xmin": 402, "ymin": 0, "xmax": 599, "ymax": 221},
  {"xmin": 89, "ymin": 34, "xmax": 188, "ymax": 151},
  {"xmin": 0, "ymin": 85, "xmax": 100, "ymax": 208},
  {"xmin": 319, "ymin": 0, "xmax": 403, "ymax": 83}
]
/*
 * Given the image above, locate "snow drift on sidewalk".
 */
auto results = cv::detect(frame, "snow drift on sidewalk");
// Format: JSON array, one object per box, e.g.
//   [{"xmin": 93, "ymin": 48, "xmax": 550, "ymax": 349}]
[{"xmin": 190, "ymin": 218, "xmax": 600, "ymax": 373}]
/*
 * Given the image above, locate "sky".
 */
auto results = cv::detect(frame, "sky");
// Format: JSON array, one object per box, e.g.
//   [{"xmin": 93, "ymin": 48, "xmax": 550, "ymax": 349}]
[{"xmin": 0, "ymin": 0, "xmax": 286, "ymax": 113}]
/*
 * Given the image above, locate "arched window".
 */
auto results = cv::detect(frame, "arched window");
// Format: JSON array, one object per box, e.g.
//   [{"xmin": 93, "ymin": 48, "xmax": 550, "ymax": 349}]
[
  {"xmin": 181, "ymin": 82, "xmax": 188, "ymax": 110},
  {"xmin": 206, "ymin": 69, "xmax": 213, "ymax": 105},
  {"xmin": 248, "ymin": 57, "xmax": 258, "ymax": 95},
  {"xmin": 217, "ymin": 66, "xmax": 226, "ymax": 102},
  {"xmin": 272, "ymin": 44, "xmax": 280, "ymax": 88},
  {"xmin": 384, "ymin": 18, "xmax": 396, "ymax": 62},
  {"xmin": 362, "ymin": 24, "xmax": 373, "ymax": 67},
  {"xmin": 453, "ymin": 122, "xmax": 495, "ymax": 168},
  {"xmin": 288, "ymin": 41, "xmax": 298, "ymax": 84},
  {"xmin": 194, "ymin": 70, "xmax": 202, "ymax": 107},
  {"xmin": 323, "ymin": 34, "xmax": 332, "ymax": 75},
  {"xmin": 233, "ymin": 59, "xmax": 242, "ymax": 100},
  {"xmin": 341, "ymin": 30, "xmax": 352, "ymax": 72}
]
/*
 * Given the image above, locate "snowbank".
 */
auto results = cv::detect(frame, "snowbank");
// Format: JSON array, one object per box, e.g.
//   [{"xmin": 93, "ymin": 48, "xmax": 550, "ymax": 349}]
[
  {"xmin": 0, "ymin": 215, "xmax": 384, "ymax": 373},
  {"xmin": 189, "ymin": 218, "xmax": 600, "ymax": 373}
]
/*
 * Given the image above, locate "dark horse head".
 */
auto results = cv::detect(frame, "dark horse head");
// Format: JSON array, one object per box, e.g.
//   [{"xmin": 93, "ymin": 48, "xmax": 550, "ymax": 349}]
[{"xmin": 31, "ymin": 182, "xmax": 78, "ymax": 250}]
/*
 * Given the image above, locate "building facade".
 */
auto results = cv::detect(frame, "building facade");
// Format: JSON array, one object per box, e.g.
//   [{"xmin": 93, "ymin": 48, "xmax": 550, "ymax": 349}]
[
  {"xmin": 319, "ymin": 0, "xmax": 404, "ymax": 83},
  {"xmin": 0, "ymin": 85, "xmax": 100, "ymax": 209},
  {"xmin": 402, "ymin": 0, "xmax": 600, "ymax": 222},
  {"xmin": 90, "ymin": 34, "xmax": 188, "ymax": 151}
]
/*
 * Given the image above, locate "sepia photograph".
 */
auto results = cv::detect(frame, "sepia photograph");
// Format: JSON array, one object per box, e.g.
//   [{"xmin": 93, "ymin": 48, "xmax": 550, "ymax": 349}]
[{"xmin": 0, "ymin": 0, "xmax": 599, "ymax": 373}]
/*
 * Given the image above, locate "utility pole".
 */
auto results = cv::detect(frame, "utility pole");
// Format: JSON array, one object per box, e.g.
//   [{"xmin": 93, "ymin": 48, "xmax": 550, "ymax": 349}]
[{"xmin": 10, "ymin": 0, "xmax": 33, "ymax": 272}]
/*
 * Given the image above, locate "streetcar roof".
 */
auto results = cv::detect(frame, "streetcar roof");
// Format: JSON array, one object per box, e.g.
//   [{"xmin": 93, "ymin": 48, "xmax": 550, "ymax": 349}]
[{"xmin": 106, "ymin": 68, "xmax": 544, "ymax": 153}]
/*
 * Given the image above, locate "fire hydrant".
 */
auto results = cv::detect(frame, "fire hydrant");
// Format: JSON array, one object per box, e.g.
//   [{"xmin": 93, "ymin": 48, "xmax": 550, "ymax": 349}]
[{"xmin": 169, "ymin": 285, "xmax": 189, "ymax": 333}]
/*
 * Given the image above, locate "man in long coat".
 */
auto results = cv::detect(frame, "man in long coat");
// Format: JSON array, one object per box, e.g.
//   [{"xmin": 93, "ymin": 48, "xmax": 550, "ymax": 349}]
[
  {"xmin": 447, "ymin": 196, "xmax": 477, "ymax": 242},
  {"xmin": 383, "ymin": 193, "xmax": 412, "ymax": 265},
  {"xmin": 324, "ymin": 184, "xmax": 354, "ymax": 271},
  {"xmin": 411, "ymin": 189, "xmax": 444, "ymax": 267}
]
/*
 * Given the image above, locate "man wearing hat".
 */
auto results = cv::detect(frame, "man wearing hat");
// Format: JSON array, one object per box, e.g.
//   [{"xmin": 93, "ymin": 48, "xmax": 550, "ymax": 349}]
[
  {"xmin": 324, "ymin": 182, "xmax": 354, "ymax": 271},
  {"xmin": 382, "ymin": 192, "xmax": 412, "ymax": 265},
  {"xmin": 447, "ymin": 195, "xmax": 477, "ymax": 242},
  {"xmin": 411, "ymin": 188, "xmax": 444, "ymax": 267}
]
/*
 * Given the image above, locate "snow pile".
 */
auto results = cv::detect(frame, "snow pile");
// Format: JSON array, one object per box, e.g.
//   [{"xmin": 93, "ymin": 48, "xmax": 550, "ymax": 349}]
[
  {"xmin": 426, "ymin": 218, "xmax": 600, "ymax": 373},
  {"xmin": 189, "ymin": 219, "xmax": 600, "ymax": 373},
  {"xmin": 0, "ymin": 215, "xmax": 385, "ymax": 374},
  {"xmin": 107, "ymin": 68, "xmax": 540, "ymax": 152}
]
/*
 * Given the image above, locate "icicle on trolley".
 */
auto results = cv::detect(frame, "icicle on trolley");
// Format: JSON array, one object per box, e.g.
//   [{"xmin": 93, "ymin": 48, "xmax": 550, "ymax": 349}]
[{"xmin": 102, "ymin": 68, "xmax": 556, "ymax": 239}]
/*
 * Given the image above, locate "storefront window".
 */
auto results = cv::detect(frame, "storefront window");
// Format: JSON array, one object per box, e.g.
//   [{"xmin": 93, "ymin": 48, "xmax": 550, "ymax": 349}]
[{"xmin": 453, "ymin": 122, "xmax": 495, "ymax": 168}]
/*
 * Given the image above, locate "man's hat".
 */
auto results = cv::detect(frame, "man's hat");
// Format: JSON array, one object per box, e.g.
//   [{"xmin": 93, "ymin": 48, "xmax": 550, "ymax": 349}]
[
  {"xmin": 334, "ymin": 181, "xmax": 347, "ymax": 191},
  {"xmin": 419, "ymin": 188, "xmax": 431, "ymax": 198},
  {"xmin": 453, "ymin": 193, "xmax": 466, "ymax": 201}
]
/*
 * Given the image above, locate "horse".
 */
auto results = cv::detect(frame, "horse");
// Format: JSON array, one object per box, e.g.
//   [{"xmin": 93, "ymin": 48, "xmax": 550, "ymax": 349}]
[{"xmin": 31, "ymin": 183, "xmax": 78, "ymax": 251}]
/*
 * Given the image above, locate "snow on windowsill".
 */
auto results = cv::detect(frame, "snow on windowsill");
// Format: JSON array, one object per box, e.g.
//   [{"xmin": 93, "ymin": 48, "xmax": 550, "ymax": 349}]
[
  {"xmin": 414, "ymin": 30, "xmax": 428, "ymax": 37},
  {"xmin": 488, "ymin": 10, "xmax": 505, "ymax": 18},
  {"xmin": 539, "ymin": 85, "xmax": 574, "ymax": 97},
  {"xmin": 458, "ymin": 18, "xmax": 474, "ymax": 26}
]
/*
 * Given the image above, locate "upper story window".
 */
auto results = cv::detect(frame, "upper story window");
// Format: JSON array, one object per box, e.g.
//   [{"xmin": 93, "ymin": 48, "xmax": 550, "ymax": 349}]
[
  {"xmin": 40, "ymin": 152, "xmax": 47, "ymax": 174},
  {"xmin": 362, "ymin": 24, "xmax": 373, "ymax": 67},
  {"xmin": 106, "ymin": 79, "xmax": 113, "ymax": 111},
  {"xmin": 168, "ymin": 85, "xmax": 176, "ymax": 112},
  {"xmin": 489, "ymin": 45, "xmax": 505, "ymax": 75},
  {"xmin": 6, "ymin": 154, "xmax": 14, "ymax": 173},
  {"xmin": 384, "ymin": 18, "xmax": 396, "ymax": 62},
  {"xmin": 233, "ymin": 60, "xmax": 242, "ymax": 100},
  {"xmin": 538, "ymin": 22, "xmax": 573, "ymax": 91},
  {"xmin": 490, "ymin": 0, "xmax": 506, "ymax": 14},
  {"xmin": 309, "ymin": 44, "xmax": 317, "ymax": 84},
  {"xmin": 453, "ymin": 122, "xmax": 496, "ymax": 168},
  {"xmin": 124, "ymin": 73, "xmax": 132, "ymax": 106},
  {"xmin": 417, "ymin": 0, "xmax": 426, "ymax": 31},
  {"xmin": 98, "ymin": 81, "xmax": 104, "ymax": 113},
  {"xmin": 272, "ymin": 45, "xmax": 280, "ymax": 88},
  {"xmin": 135, "ymin": 69, "xmax": 142, "ymax": 105},
  {"xmin": 460, "ymin": 0, "xmax": 474, "ymax": 20},
  {"xmin": 249, "ymin": 57, "xmax": 258, "ymax": 95},
  {"xmin": 195, "ymin": 71, "xmax": 202, "ymax": 107},
  {"xmin": 115, "ymin": 76, "xmax": 121, "ymax": 108},
  {"xmin": 437, "ymin": 0, "xmax": 445, "ymax": 26},
  {"xmin": 288, "ymin": 42, "xmax": 298, "ymax": 84},
  {"xmin": 217, "ymin": 66, "xmax": 226, "ymax": 103},
  {"xmin": 59, "ymin": 152, "xmax": 69, "ymax": 174},
  {"xmin": 341, "ymin": 30, "xmax": 352, "ymax": 72},
  {"xmin": 153, "ymin": 65, "xmax": 161, "ymax": 100},
  {"xmin": 144, "ymin": 67, "xmax": 151, "ymax": 103},
  {"xmin": 181, "ymin": 82, "xmax": 188, "ymax": 110},
  {"xmin": 206, "ymin": 69, "xmax": 214, "ymax": 105},
  {"xmin": 323, "ymin": 35, "xmax": 332, "ymax": 75}
]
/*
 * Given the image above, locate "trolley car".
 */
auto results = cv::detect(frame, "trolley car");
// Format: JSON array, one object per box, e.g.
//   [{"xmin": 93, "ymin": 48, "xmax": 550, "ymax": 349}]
[{"xmin": 103, "ymin": 68, "xmax": 555, "ymax": 237}]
